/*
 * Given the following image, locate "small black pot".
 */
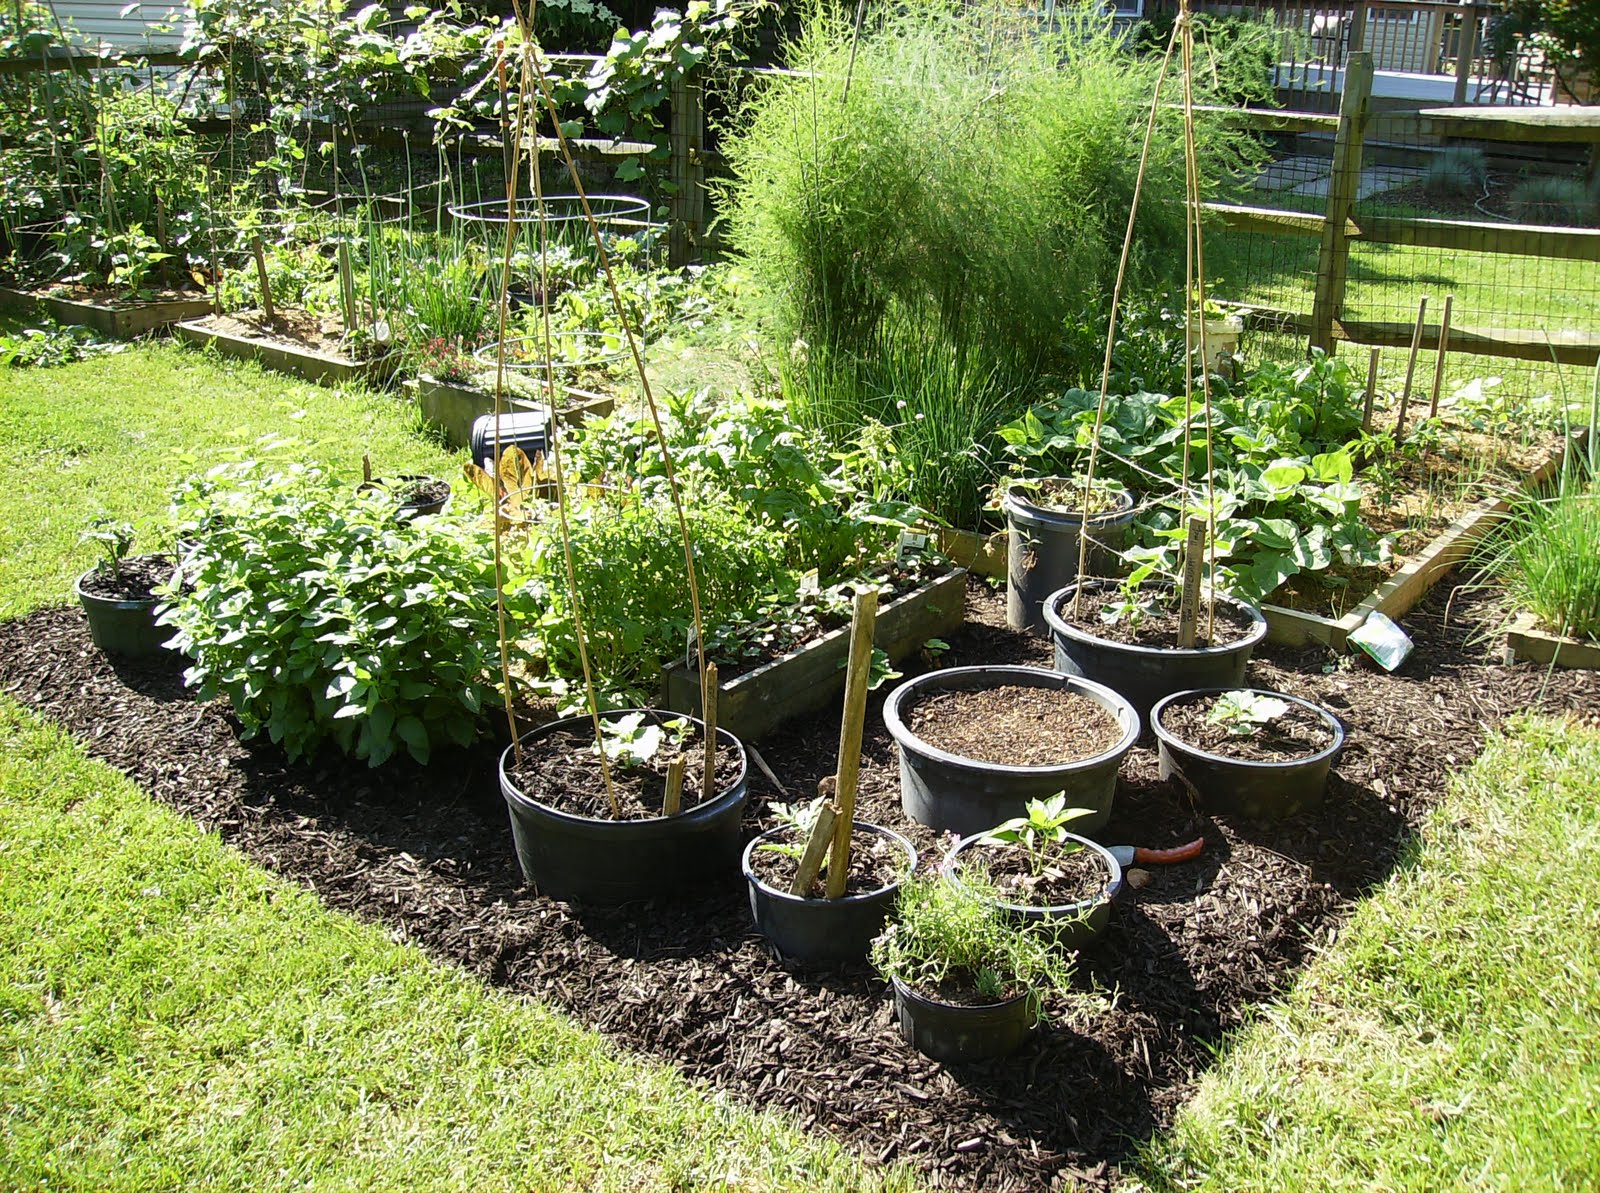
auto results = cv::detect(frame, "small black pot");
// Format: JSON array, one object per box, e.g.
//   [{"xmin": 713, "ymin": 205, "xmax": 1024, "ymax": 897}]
[
  {"xmin": 359, "ymin": 475, "xmax": 452, "ymax": 518},
  {"xmin": 1152, "ymin": 687, "xmax": 1346, "ymax": 820},
  {"xmin": 75, "ymin": 563, "xmax": 173, "ymax": 657},
  {"xmin": 883, "ymin": 665, "xmax": 1138, "ymax": 838},
  {"xmin": 499, "ymin": 710, "xmax": 749, "ymax": 905},
  {"xmin": 891, "ymin": 976, "xmax": 1034, "ymax": 1063},
  {"xmin": 941, "ymin": 831, "xmax": 1123, "ymax": 949},
  {"xmin": 1004, "ymin": 479, "xmax": 1136, "ymax": 636},
  {"xmin": 742, "ymin": 823, "xmax": 917, "ymax": 963},
  {"xmin": 1044, "ymin": 579, "xmax": 1268, "ymax": 732}
]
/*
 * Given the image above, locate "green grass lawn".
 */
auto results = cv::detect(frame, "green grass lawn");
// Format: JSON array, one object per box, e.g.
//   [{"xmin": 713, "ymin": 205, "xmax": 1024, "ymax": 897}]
[{"xmin": 1137, "ymin": 715, "xmax": 1600, "ymax": 1191}]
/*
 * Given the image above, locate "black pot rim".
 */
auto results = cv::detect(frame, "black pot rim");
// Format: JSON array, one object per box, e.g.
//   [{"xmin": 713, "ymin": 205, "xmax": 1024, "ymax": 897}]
[
  {"xmin": 1043, "ymin": 579, "xmax": 1268, "ymax": 659},
  {"xmin": 499, "ymin": 708, "xmax": 748, "ymax": 828},
  {"xmin": 74, "ymin": 558, "xmax": 174, "ymax": 609},
  {"xmin": 1002, "ymin": 476, "xmax": 1135, "ymax": 525},
  {"xmin": 890, "ymin": 973, "xmax": 1029, "ymax": 1013},
  {"xmin": 941, "ymin": 829, "xmax": 1124, "ymax": 918},
  {"xmin": 883, "ymin": 664, "xmax": 1139, "ymax": 778},
  {"xmin": 742, "ymin": 822, "xmax": 918, "ymax": 906},
  {"xmin": 1151, "ymin": 686, "xmax": 1346, "ymax": 770}
]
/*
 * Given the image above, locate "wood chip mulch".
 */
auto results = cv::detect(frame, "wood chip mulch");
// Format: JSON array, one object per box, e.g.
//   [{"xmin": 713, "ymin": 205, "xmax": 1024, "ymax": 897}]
[{"xmin": 3, "ymin": 578, "xmax": 1597, "ymax": 1192}]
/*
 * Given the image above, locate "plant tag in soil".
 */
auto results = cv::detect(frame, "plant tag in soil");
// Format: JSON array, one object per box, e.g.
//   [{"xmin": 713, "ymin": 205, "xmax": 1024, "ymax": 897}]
[
  {"xmin": 684, "ymin": 625, "xmax": 698, "ymax": 668},
  {"xmin": 897, "ymin": 530, "xmax": 930, "ymax": 562},
  {"xmin": 799, "ymin": 568, "xmax": 820, "ymax": 594}
]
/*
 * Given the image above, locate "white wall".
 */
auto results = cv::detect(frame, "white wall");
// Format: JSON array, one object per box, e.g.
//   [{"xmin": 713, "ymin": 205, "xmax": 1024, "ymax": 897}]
[{"xmin": 47, "ymin": 0, "xmax": 191, "ymax": 51}]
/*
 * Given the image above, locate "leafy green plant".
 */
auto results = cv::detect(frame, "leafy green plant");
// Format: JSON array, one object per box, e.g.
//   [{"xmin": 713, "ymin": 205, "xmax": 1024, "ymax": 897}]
[
  {"xmin": 159, "ymin": 462, "xmax": 533, "ymax": 766},
  {"xmin": 596, "ymin": 711, "xmax": 692, "ymax": 767},
  {"xmin": 979, "ymin": 794, "xmax": 1095, "ymax": 879},
  {"xmin": 0, "ymin": 322, "xmax": 118, "ymax": 369},
  {"xmin": 838, "ymin": 646, "xmax": 901, "ymax": 692},
  {"xmin": 756, "ymin": 795, "xmax": 831, "ymax": 865},
  {"xmin": 1207, "ymin": 690, "xmax": 1290, "ymax": 736},
  {"xmin": 871, "ymin": 874, "xmax": 1074, "ymax": 1009},
  {"xmin": 79, "ymin": 518, "xmax": 136, "ymax": 582}
]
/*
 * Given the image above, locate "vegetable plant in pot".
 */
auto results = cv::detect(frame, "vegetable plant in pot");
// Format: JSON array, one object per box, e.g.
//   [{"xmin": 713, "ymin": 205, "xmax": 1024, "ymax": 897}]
[
  {"xmin": 357, "ymin": 453, "xmax": 451, "ymax": 518},
  {"xmin": 499, "ymin": 708, "xmax": 749, "ymax": 905},
  {"xmin": 1002, "ymin": 475, "xmax": 1136, "ymax": 635},
  {"xmin": 742, "ymin": 591, "xmax": 918, "ymax": 962},
  {"xmin": 1151, "ymin": 687, "xmax": 1345, "ymax": 820},
  {"xmin": 940, "ymin": 794, "xmax": 1123, "ymax": 949},
  {"xmin": 883, "ymin": 664, "xmax": 1138, "ymax": 838},
  {"xmin": 74, "ymin": 518, "xmax": 176, "ymax": 657},
  {"xmin": 871, "ymin": 873, "xmax": 1075, "ymax": 1064},
  {"xmin": 1044, "ymin": 575, "xmax": 1267, "ymax": 733}
]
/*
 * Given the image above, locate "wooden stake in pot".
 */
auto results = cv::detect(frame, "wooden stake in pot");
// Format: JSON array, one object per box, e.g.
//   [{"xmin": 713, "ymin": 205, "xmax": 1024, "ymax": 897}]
[
  {"xmin": 662, "ymin": 755, "xmax": 686, "ymax": 817},
  {"xmin": 701, "ymin": 661, "xmax": 718, "ymax": 806},
  {"xmin": 1175, "ymin": 517, "xmax": 1206, "ymax": 650},
  {"xmin": 789, "ymin": 777, "xmax": 838, "ymax": 897},
  {"xmin": 1428, "ymin": 293, "xmax": 1454, "ymax": 421},
  {"xmin": 1395, "ymin": 295, "xmax": 1428, "ymax": 441},
  {"xmin": 826, "ymin": 589, "xmax": 880, "ymax": 899}
]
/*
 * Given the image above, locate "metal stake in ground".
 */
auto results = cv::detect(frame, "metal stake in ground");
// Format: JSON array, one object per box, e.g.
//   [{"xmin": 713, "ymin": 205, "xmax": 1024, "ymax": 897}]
[
  {"xmin": 826, "ymin": 590, "xmax": 880, "ymax": 899},
  {"xmin": 1395, "ymin": 295, "xmax": 1429, "ymax": 441}
]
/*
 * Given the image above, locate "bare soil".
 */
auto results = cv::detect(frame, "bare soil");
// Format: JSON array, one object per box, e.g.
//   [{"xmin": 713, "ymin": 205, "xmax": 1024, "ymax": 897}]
[{"xmin": 903, "ymin": 684, "xmax": 1121, "ymax": 766}]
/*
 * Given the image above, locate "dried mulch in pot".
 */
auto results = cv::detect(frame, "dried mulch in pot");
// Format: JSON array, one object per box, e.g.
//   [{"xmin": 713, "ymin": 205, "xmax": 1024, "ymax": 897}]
[
  {"xmin": 3, "ymin": 578, "xmax": 1597, "ymax": 1192},
  {"xmin": 75, "ymin": 554, "xmax": 173, "ymax": 601},
  {"xmin": 1158, "ymin": 692, "xmax": 1336, "ymax": 761},
  {"xmin": 1053, "ymin": 586, "xmax": 1259, "ymax": 649},
  {"xmin": 965, "ymin": 842, "xmax": 1109, "ymax": 908},
  {"xmin": 747, "ymin": 826, "xmax": 907, "ymax": 898},
  {"xmin": 903, "ymin": 684, "xmax": 1121, "ymax": 766}
]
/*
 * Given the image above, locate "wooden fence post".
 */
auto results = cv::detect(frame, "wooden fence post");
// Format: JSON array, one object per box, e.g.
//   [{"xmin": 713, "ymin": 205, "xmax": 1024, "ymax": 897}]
[
  {"xmin": 1453, "ymin": 1, "xmax": 1480, "ymax": 106},
  {"xmin": 1308, "ymin": 51, "xmax": 1373, "ymax": 358},
  {"xmin": 668, "ymin": 71, "xmax": 705, "ymax": 268}
]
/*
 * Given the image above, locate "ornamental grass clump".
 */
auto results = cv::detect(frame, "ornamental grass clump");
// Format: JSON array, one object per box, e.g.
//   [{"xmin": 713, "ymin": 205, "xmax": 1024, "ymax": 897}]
[{"xmin": 160, "ymin": 462, "xmax": 530, "ymax": 766}]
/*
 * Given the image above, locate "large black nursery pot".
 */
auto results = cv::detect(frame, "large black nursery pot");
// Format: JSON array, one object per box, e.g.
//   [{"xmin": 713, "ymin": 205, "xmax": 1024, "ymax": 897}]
[
  {"xmin": 1152, "ymin": 687, "xmax": 1346, "ymax": 821},
  {"xmin": 892, "ymin": 977, "xmax": 1034, "ymax": 1063},
  {"xmin": 941, "ymin": 830, "xmax": 1123, "ymax": 949},
  {"xmin": 1004, "ymin": 478, "xmax": 1136, "ymax": 635},
  {"xmin": 742, "ymin": 824, "xmax": 917, "ymax": 963},
  {"xmin": 1044, "ymin": 579, "xmax": 1268, "ymax": 732},
  {"xmin": 74, "ymin": 562, "xmax": 173, "ymax": 658},
  {"xmin": 883, "ymin": 665, "xmax": 1138, "ymax": 839},
  {"xmin": 499, "ymin": 709, "xmax": 748, "ymax": 905}
]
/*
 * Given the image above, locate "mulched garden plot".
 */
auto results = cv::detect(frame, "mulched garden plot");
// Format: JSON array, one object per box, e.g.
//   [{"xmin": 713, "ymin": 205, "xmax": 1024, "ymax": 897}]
[{"xmin": 4, "ymin": 579, "xmax": 1598, "ymax": 1191}]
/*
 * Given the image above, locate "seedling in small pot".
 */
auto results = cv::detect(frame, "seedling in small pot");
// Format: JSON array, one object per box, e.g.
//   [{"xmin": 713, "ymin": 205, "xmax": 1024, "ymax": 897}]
[
  {"xmin": 979, "ymin": 794, "xmax": 1096, "ymax": 880},
  {"xmin": 1207, "ymin": 690, "xmax": 1289, "ymax": 736},
  {"xmin": 80, "ymin": 517, "xmax": 136, "ymax": 582},
  {"xmin": 594, "ymin": 711, "xmax": 692, "ymax": 768}
]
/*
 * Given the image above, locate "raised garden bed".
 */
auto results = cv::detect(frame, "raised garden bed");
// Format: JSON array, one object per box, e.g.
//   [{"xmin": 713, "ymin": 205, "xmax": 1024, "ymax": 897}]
[
  {"xmin": 660, "ymin": 568, "xmax": 968, "ymax": 742},
  {"xmin": 174, "ymin": 312, "xmax": 397, "ymax": 387},
  {"xmin": 1504, "ymin": 614, "xmax": 1600, "ymax": 670},
  {"xmin": 1261, "ymin": 427, "xmax": 1592, "ymax": 649},
  {"xmin": 405, "ymin": 375, "xmax": 615, "ymax": 448},
  {"xmin": 0, "ymin": 284, "xmax": 213, "ymax": 339}
]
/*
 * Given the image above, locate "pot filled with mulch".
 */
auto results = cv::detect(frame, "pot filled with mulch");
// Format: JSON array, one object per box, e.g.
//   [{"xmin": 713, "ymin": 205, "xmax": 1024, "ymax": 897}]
[
  {"xmin": 499, "ymin": 708, "xmax": 748, "ymax": 905},
  {"xmin": 1044, "ymin": 578, "xmax": 1268, "ymax": 731},
  {"xmin": 1002, "ymin": 476, "xmax": 1135, "ymax": 635},
  {"xmin": 742, "ymin": 817, "xmax": 917, "ymax": 963},
  {"xmin": 883, "ymin": 665, "xmax": 1138, "ymax": 838},
  {"xmin": 74, "ymin": 528, "xmax": 177, "ymax": 658},
  {"xmin": 1151, "ymin": 687, "xmax": 1345, "ymax": 820},
  {"xmin": 360, "ymin": 474, "xmax": 453, "ymax": 518}
]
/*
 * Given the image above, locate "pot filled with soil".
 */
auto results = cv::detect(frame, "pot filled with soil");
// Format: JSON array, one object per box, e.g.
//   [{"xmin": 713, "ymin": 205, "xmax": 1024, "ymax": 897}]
[
  {"xmin": 940, "ymin": 798, "xmax": 1123, "ymax": 949},
  {"xmin": 1044, "ymin": 579, "xmax": 1267, "ymax": 731},
  {"xmin": 1151, "ymin": 687, "xmax": 1345, "ymax": 820},
  {"xmin": 872, "ymin": 874, "xmax": 1075, "ymax": 1064},
  {"xmin": 360, "ymin": 474, "xmax": 452, "ymax": 518},
  {"xmin": 883, "ymin": 665, "xmax": 1138, "ymax": 838},
  {"xmin": 1002, "ymin": 476, "xmax": 1136, "ymax": 635},
  {"xmin": 742, "ymin": 819, "xmax": 917, "ymax": 963},
  {"xmin": 499, "ymin": 708, "xmax": 748, "ymax": 905},
  {"xmin": 76, "ymin": 554, "xmax": 177, "ymax": 657}
]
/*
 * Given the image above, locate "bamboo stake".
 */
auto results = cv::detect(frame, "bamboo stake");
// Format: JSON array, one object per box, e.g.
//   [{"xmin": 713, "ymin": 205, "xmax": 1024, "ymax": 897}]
[
  {"xmin": 701, "ymin": 662, "xmax": 719, "ymax": 804},
  {"xmin": 1362, "ymin": 346, "xmax": 1381, "ymax": 432},
  {"xmin": 662, "ymin": 755, "xmax": 686, "ymax": 817},
  {"xmin": 1428, "ymin": 294, "xmax": 1454, "ymax": 421},
  {"xmin": 1175, "ymin": 516, "xmax": 1206, "ymax": 649},
  {"xmin": 826, "ymin": 590, "xmax": 880, "ymax": 899},
  {"xmin": 251, "ymin": 233, "xmax": 275, "ymax": 322},
  {"xmin": 337, "ymin": 241, "xmax": 358, "ymax": 336},
  {"xmin": 1395, "ymin": 295, "xmax": 1428, "ymax": 441},
  {"xmin": 789, "ymin": 786, "xmax": 839, "ymax": 897}
]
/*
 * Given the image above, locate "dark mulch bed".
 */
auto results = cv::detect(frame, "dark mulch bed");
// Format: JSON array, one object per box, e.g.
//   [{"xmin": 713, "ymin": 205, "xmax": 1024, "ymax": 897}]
[{"xmin": 4, "ymin": 578, "xmax": 1598, "ymax": 1191}]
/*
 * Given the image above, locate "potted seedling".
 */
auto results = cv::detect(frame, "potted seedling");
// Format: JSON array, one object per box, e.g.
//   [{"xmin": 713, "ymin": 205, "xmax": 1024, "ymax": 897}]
[
  {"xmin": 940, "ymin": 794, "xmax": 1123, "ymax": 948},
  {"xmin": 357, "ymin": 455, "xmax": 452, "ymax": 519},
  {"xmin": 883, "ymin": 664, "xmax": 1138, "ymax": 837},
  {"xmin": 871, "ymin": 873, "xmax": 1075, "ymax": 1063},
  {"xmin": 742, "ymin": 591, "xmax": 919, "ymax": 962},
  {"xmin": 74, "ymin": 517, "xmax": 176, "ymax": 657},
  {"xmin": 1151, "ymin": 687, "xmax": 1345, "ymax": 820},
  {"xmin": 1001, "ymin": 474, "xmax": 1136, "ymax": 635}
]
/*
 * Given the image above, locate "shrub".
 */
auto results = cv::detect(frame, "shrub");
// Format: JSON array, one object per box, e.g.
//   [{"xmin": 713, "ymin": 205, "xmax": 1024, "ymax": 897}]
[
  {"xmin": 160, "ymin": 463, "xmax": 527, "ymax": 766},
  {"xmin": 1509, "ymin": 176, "xmax": 1596, "ymax": 226},
  {"xmin": 1424, "ymin": 147, "xmax": 1489, "ymax": 198}
]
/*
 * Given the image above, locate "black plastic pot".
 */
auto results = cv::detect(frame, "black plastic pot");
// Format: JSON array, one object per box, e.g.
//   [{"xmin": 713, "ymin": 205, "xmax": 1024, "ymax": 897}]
[
  {"xmin": 75, "ymin": 563, "xmax": 173, "ymax": 657},
  {"xmin": 941, "ymin": 830, "xmax": 1123, "ymax": 948},
  {"xmin": 359, "ymin": 475, "xmax": 452, "ymax": 519},
  {"xmin": 742, "ymin": 823, "xmax": 917, "ymax": 962},
  {"xmin": 1152, "ymin": 687, "xmax": 1346, "ymax": 821},
  {"xmin": 499, "ymin": 710, "xmax": 748, "ymax": 905},
  {"xmin": 883, "ymin": 665, "xmax": 1138, "ymax": 839},
  {"xmin": 1044, "ymin": 579, "xmax": 1268, "ymax": 732},
  {"xmin": 891, "ymin": 976, "xmax": 1034, "ymax": 1063},
  {"xmin": 1004, "ymin": 479, "xmax": 1136, "ymax": 635}
]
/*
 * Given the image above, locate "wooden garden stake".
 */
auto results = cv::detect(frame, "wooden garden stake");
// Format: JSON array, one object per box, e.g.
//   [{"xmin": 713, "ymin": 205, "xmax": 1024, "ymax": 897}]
[
  {"xmin": 337, "ymin": 241, "xmax": 358, "ymax": 335},
  {"xmin": 662, "ymin": 755, "xmax": 686, "ymax": 817},
  {"xmin": 826, "ymin": 589, "xmax": 880, "ymax": 899},
  {"xmin": 701, "ymin": 662, "xmax": 719, "ymax": 803},
  {"xmin": 1175, "ymin": 517, "xmax": 1206, "ymax": 650},
  {"xmin": 361, "ymin": 453, "xmax": 373, "ymax": 484},
  {"xmin": 1362, "ymin": 347, "xmax": 1381, "ymax": 431},
  {"xmin": 1428, "ymin": 293, "xmax": 1454, "ymax": 421},
  {"xmin": 789, "ymin": 783, "xmax": 839, "ymax": 897},
  {"xmin": 1395, "ymin": 295, "xmax": 1428, "ymax": 441},
  {"xmin": 251, "ymin": 233, "xmax": 275, "ymax": 323}
]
